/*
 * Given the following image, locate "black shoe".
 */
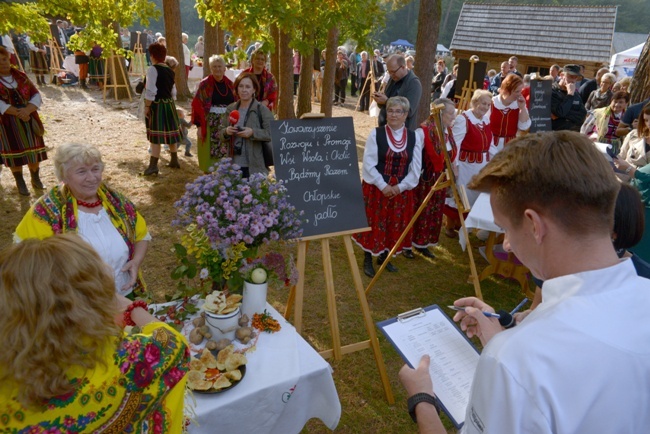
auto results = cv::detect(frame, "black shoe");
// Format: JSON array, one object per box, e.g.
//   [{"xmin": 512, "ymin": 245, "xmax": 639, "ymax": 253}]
[
  {"xmin": 416, "ymin": 247, "xmax": 436, "ymax": 259},
  {"xmin": 377, "ymin": 253, "xmax": 398, "ymax": 272},
  {"xmin": 184, "ymin": 151, "xmax": 193, "ymax": 157},
  {"xmin": 402, "ymin": 250, "xmax": 415, "ymax": 259},
  {"xmin": 142, "ymin": 156, "xmax": 159, "ymax": 176},
  {"xmin": 363, "ymin": 255, "xmax": 375, "ymax": 278},
  {"xmin": 12, "ymin": 171, "xmax": 30, "ymax": 196},
  {"xmin": 168, "ymin": 152, "xmax": 181, "ymax": 168},
  {"xmin": 30, "ymin": 168, "xmax": 45, "ymax": 190}
]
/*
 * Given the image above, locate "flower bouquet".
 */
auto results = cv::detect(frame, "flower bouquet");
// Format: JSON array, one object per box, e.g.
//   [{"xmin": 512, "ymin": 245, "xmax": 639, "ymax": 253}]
[{"xmin": 171, "ymin": 159, "xmax": 303, "ymax": 300}]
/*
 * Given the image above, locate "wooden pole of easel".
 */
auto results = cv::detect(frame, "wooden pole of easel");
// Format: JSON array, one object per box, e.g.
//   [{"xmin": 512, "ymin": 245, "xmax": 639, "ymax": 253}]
[
  {"xmin": 363, "ymin": 103, "xmax": 483, "ymax": 299},
  {"xmin": 47, "ymin": 39, "xmax": 64, "ymax": 82},
  {"xmin": 355, "ymin": 67, "xmax": 375, "ymax": 111},
  {"xmin": 103, "ymin": 51, "xmax": 132, "ymax": 101},
  {"xmin": 283, "ymin": 229, "xmax": 395, "ymax": 404}
]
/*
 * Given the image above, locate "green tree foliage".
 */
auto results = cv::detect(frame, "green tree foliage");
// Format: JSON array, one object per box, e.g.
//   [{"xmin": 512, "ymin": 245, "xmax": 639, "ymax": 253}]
[{"xmin": 3, "ymin": 0, "xmax": 159, "ymax": 55}]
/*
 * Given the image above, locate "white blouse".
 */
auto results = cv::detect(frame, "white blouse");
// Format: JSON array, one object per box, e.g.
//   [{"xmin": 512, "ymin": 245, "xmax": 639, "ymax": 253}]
[
  {"xmin": 362, "ymin": 126, "xmax": 424, "ymax": 192},
  {"xmin": 77, "ymin": 209, "xmax": 136, "ymax": 296}
]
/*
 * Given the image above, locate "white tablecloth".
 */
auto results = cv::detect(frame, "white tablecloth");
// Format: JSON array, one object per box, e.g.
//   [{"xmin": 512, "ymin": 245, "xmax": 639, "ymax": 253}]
[
  {"xmin": 185, "ymin": 304, "xmax": 341, "ymax": 434},
  {"xmin": 459, "ymin": 192, "xmax": 500, "ymax": 250}
]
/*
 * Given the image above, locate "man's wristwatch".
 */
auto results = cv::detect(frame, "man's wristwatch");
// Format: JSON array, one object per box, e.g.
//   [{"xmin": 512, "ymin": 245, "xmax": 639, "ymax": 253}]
[
  {"xmin": 407, "ymin": 392, "xmax": 440, "ymax": 423},
  {"xmin": 625, "ymin": 166, "xmax": 634, "ymax": 175}
]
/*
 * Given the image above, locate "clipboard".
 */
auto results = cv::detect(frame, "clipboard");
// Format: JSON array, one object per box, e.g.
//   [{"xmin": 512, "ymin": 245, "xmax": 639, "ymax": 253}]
[{"xmin": 377, "ymin": 304, "xmax": 480, "ymax": 428}]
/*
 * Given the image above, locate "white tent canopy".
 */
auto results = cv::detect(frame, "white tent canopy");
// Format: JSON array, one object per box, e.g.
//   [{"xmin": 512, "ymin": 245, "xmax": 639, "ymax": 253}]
[{"xmin": 610, "ymin": 43, "xmax": 644, "ymax": 78}]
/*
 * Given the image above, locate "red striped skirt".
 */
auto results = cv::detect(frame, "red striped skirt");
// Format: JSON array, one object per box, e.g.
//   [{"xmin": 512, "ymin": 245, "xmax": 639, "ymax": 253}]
[
  {"xmin": 353, "ymin": 181, "xmax": 415, "ymax": 256},
  {"xmin": 0, "ymin": 114, "xmax": 47, "ymax": 167}
]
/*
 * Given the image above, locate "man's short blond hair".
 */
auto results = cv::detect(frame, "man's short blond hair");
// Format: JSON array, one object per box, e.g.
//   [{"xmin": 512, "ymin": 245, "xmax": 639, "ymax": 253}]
[{"xmin": 468, "ymin": 131, "xmax": 619, "ymax": 235}]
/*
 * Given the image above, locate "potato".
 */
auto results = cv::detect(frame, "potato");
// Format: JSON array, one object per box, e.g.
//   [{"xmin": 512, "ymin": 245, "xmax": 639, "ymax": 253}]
[
  {"xmin": 215, "ymin": 338, "xmax": 231, "ymax": 351},
  {"xmin": 199, "ymin": 325, "xmax": 210, "ymax": 336},
  {"xmin": 238, "ymin": 314, "xmax": 250, "ymax": 327},
  {"xmin": 235, "ymin": 327, "xmax": 253, "ymax": 343},
  {"xmin": 205, "ymin": 340, "xmax": 218, "ymax": 351},
  {"xmin": 192, "ymin": 316, "xmax": 206, "ymax": 328},
  {"xmin": 189, "ymin": 327, "xmax": 205, "ymax": 345}
]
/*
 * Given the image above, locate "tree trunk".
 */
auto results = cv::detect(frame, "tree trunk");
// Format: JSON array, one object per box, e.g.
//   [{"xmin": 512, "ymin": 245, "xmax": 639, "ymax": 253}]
[
  {"xmin": 216, "ymin": 27, "xmax": 225, "ymax": 55},
  {"xmin": 203, "ymin": 20, "xmax": 218, "ymax": 78},
  {"xmin": 631, "ymin": 35, "xmax": 650, "ymax": 105},
  {"xmin": 163, "ymin": 0, "xmax": 191, "ymax": 100},
  {"xmin": 277, "ymin": 30, "xmax": 295, "ymax": 120},
  {"xmin": 296, "ymin": 49, "xmax": 314, "ymax": 118},
  {"xmin": 414, "ymin": 0, "xmax": 441, "ymax": 125},
  {"xmin": 321, "ymin": 26, "xmax": 339, "ymax": 118},
  {"xmin": 109, "ymin": 21, "xmax": 132, "ymax": 100},
  {"xmin": 270, "ymin": 24, "xmax": 279, "ymax": 86}
]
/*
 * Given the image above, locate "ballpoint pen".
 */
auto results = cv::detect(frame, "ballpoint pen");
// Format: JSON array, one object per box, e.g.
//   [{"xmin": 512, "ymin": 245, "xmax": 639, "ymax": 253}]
[
  {"xmin": 447, "ymin": 306, "xmax": 501, "ymax": 319},
  {"xmin": 510, "ymin": 297, "xmax": 529, "ymax": 316}
]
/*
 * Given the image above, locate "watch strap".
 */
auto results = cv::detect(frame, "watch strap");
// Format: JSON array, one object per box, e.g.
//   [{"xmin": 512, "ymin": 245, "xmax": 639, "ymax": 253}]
[{"xmin": 407, "ymin": 392, "xmax": 440, "ymax": 423}]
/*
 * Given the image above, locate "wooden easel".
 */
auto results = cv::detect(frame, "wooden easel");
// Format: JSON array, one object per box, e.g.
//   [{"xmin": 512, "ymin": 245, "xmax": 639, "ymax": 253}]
[
  {"xmin": 355, "ymin": 66, "xmax": 375, "ymax": 111},
  {"xmin": 46, "ymin": 39, "xmax": 65, "ymax": 82},
  {"xmin": 103, "ymin": 51, "xmax": 132, "ymax": 101},
  {"xmin": 364, "ymin": 103, "xmax": 484, "ymax": 300},
  {"xmin": 283, "ymin": 230, "xmax": 395, "ymax": 404},
  {"xmin": 128, "ymin": 32, "xmax": 147, "ymax": 77},
  {"xmin": 456, "ymin": 55, "xmax": 480, "ymax": 113}
]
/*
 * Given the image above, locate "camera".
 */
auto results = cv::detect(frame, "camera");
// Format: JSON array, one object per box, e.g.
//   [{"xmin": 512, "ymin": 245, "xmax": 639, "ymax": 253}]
[{"xmin": 234, "ymin": 142, "xmax": 243, "ymax": 155}]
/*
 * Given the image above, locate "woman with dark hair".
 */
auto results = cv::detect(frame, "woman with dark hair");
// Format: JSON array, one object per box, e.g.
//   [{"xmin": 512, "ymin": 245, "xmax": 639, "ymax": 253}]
[
  {"xmin": 431, "ymin": 60, "xmax": 446, "ymax": 99},
  {"xmin": 614, "ymin": 156, "xmax": 650, "ymax": 264},
  {"xmin": 191, "ymin": 54, "xmax": 237, "ymax": 172},
  {"xmin": 243, "ymin": 49, "xmax": 277, "ymax": 110},
  {"xmin": 142, "ymin": 42, "xmax": 182, "ymax": 176},
  {"xmin": 218, "ymin": 72, "xmax": 274, "ymax": 178},
  {"xmin": 489, "ymin": 74, "xmax": 530, "ymax": 158},
  {"xmin": 0, "ymin": 46, "xmax": 47, "ymax": 196},
  {"xmin": 581, "ymin": 91, "xmax": 629, "ymax": 148},
  {"xmin": 0, "ymin": 234, "xmax": 189, "ymax": 432},
  {"xmin": 617, "ymin": 102, "xmax": 650, "ymax": 168}
]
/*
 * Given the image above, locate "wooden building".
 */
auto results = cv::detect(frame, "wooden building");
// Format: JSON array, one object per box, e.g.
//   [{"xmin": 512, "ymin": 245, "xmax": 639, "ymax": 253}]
[{"xmin": 450, "ymin": 3, "xmax": 617, "ymax": 79}]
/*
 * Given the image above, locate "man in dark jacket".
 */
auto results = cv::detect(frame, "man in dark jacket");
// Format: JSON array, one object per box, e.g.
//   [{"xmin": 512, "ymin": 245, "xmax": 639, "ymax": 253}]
[
  {"xmin": 551, "ymin": 64, "xmax": 587, "ymax": 131},
  {"xmin": 578, "ymin": 67, "xmax": 609, "ymax": 104},
  {"xmin": 373, "ymin": 54, "xmax": 422, "ymax": 129}
]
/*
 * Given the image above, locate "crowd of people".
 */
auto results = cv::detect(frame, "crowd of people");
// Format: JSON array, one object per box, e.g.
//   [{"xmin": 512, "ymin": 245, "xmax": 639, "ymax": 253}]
[{"xmin": 3, "ymin": 20, "xmax": 650, "ymax": 432}]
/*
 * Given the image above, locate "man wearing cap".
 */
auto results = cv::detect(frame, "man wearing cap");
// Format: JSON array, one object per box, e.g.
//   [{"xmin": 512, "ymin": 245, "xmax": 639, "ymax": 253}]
[{"xmin": 550, "ymin": 64, "xmax": 587, "ymax": 131}]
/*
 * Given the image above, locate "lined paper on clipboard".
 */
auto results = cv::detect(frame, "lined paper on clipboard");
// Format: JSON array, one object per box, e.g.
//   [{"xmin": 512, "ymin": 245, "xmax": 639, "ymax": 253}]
[{"xmin": 377, "ymin": 305, "xmax": 480, "ymax": 428}]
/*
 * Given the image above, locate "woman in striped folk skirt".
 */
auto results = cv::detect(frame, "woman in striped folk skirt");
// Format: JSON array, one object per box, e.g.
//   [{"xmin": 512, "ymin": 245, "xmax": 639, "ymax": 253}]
[
  {"xmin": 0, "ymin": 47, "xmax": 48, "ymax": 196},
  {"xmin": 88, "ymin": 45, "xmax": 104, "ymax": 88},
  {"xmin": 142, "ymin": 42, "xmax": 181, "ymax": 175},
  {"xmin": 28, "ymin": 40, "xmax": 48, "ymax": 86}
]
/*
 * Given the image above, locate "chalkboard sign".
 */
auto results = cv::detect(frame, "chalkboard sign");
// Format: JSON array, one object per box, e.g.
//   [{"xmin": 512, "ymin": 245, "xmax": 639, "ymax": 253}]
[
  {"xmin": 130, "ymin": 31, "xmax": 143, "ymax": 52},
  {"xmin": 270, "ymin": 117, "xmax": 369, "ymax": 239},
  {"xmin": 454, "ymin": 58, "xmax": 487, "ymax": 99},
  {"xmin": 528, "ymin": 79, "xmax": 552, "ymax": 132}
]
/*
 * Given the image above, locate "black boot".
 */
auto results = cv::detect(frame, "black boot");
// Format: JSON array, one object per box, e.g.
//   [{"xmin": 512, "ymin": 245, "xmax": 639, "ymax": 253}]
[
  {"xmin": 30, "ymin": 168, "xmax": 44, "ymax": 190},
  {"xmin": 12, "ymin": 171, "xmax": 30, "ymax": 196},
  {"xmin": 36, "ymin": 76, "xmax": 42, "ymax": 85},
  {"xmin": 168, "ymin": 152, "xmax": 180, "ymax": 169},
  {"xmin": 81, "ymin": 79, "xmax": 88, "ymax": 89},
  {"xmin": 377, "ymin": 252, "xmax": 398, "ymax": 272},
  {"xmin": 143, "ymin": 156, "xmax": 159, "ymax": 176},
  {"xmin": 39, "ymin": 76, "xmax": 47, "ymax": 86},
  {"xmin": 363, "ymin": 252, "xmax": 375, "ymax": 278}
]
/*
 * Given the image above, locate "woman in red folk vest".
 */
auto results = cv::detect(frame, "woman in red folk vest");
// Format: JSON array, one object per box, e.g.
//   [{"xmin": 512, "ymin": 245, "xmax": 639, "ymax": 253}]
[
  {"xmin": 489, "ymin": 74, "xmax": 530, "ymax": 158},
  {"xmin": 443, "ymin": 89, "xmax": 493, "ymax": 237},
  {"xmin": 411, "ymin": 98, "xmax": 458, "ymax": 258},
  {"xmin": 353, "ymin": 96, "xmax": 423, "ymax": 277}
]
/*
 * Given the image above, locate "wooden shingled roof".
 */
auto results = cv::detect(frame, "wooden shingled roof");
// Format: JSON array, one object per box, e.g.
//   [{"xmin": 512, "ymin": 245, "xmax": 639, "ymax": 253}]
[{"xmin": 450, "ymin": 3, "xmax": 618, "ymax": 63}]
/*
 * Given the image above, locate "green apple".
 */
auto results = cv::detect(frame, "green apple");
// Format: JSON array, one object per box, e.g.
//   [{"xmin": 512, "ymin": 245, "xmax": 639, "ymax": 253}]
[{"xmin": 251, "ymin": 267, "xmax": 267, "ymax": 284}]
